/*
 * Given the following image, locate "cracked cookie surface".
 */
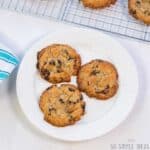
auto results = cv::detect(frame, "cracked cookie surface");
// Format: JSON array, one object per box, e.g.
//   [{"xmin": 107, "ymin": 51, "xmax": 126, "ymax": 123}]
[
  {"xmin": 77, "ymin": 59, "xmax": 119, "ymax": 100},
  {"xmin": 129, "ymin": 0, "xmax": 150, "ymax": 25},
  {"xmin": 39, "ymin": 84, "xmax": 85, "ymax": 127},
  {"xmin": 81, "ymin": 0, "xmax": 116, "ymax": 9},
  {"xmin": 37, "ymin": 44, "xmax": 81, "ymax": 83}
]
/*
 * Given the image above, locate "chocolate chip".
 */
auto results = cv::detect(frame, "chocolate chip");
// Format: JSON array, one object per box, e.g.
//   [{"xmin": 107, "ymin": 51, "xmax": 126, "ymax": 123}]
[
  {"xmin": 131, "ymin": 9, "xmax": 137, "ymax": 15},
  {"xmin": 44, "ymin": 74, "xmax": 50, "ymax": 80},
  {"xmin": 90, "ymin": 70, "xmax": 100, "ymax": 75},
  {"xmin": 56, "ymin": 59, "xmax": 62, "ymax": 68},
  {"xmin": 96, "ymin": 85, "xmax": 110, "ymax": 94},
  {"xmin": 59, "ymin": 98, "xmax": 65, "ymax": 103},
  {"xmin": 144, "ymin": 10, "xmax": 150, "ymax": 16},
  {"xmin": 57, "ymin": 69, "xmax": 62, "ymax": 73},
  {"xmin": 80, "ymin": 94, "xmax": 83, "ymax": 100},
  {"xmin": 64, "ymin": 49, "xmax": 69, "ymax": 55},
  {"xmin": 76, "ymin": 99, "xmax": 80, "ymax": 103},
  {"xmin": 68, "ymin": 57, "xmax": 74, "ymax": 60},
  {"xmin": 46, "ymin": 87, "xmax": 51, "ymax": 91},
  {"xmin": 102, "ymin": 85, "xmax": 110, "ymax": 94},
  {"xmin": 49, "ymin": 60, "xmax": 55, "ymax": 65},
  {"xmin": 68, "ymin": 87, "xmax": 75, "ymax": 92},
  {"xmin": 68, "ymin": 100, "xmax": 77, "ymax": 104},
  {"xmin": 43, "ymin": 62, "xmax": 47, "ymax": 66},
  {"xmin": 69, "ymin": 115, "xmax": 74, "ymax": 122},
  {"xmin": 41, "ymin": 69, "xmax": 50, "ymax": 80},
  {"xmin": 49, "ymin": 108, "xmax": 56, "ymax": 112},
  {"xmin": 68, "ymin": 101, "xmax": 72, "ymax": 104},
  {"xmin": 57, "ymin": 59, "xmax": 62, "ymax": 65},
  {"xmin": 41, "ymin": 69, "xmax": 49, "ymax": 74},
  {"xmin": 97, "ymin": 59, "xmax": 103, "ymax": 62},
  {"xmin": 136, "ymin": 0, "xmax": 141, "ymax": 6},
  {"xmin": 82, "ymin": 103, "xmax": 85, "ymax": 111}
]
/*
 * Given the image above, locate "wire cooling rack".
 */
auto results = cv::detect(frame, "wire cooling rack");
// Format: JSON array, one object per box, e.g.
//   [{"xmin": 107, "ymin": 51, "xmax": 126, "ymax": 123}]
[{"xmin": 0, "ymin": 0, "xmax": 150, "ymax": 42}]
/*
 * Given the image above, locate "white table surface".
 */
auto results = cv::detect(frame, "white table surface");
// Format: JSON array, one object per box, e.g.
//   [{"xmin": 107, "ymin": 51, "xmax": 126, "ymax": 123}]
[{"xmin": 0, "ymin": 9, "xmax": 150, "ymax": 150}]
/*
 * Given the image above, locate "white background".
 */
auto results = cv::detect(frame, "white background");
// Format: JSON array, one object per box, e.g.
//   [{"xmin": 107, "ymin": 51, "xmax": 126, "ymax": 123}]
[{"xmin": 0, "ymin": 9, "xmax": 150, "ymax": 150}]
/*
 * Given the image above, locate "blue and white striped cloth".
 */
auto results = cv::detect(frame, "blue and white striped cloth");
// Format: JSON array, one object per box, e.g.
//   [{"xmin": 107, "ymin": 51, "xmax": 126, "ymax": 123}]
[{"xmin": 0, "ymin": 44, "xmax": 19, "ymax": 83}]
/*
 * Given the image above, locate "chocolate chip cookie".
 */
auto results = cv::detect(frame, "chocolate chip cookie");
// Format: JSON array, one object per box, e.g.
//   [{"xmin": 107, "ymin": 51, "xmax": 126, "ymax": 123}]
[
  {"xmin": 129, "ymin": 0, "xmax": 150, "ymax": 25},
  {"xmin": 39, "ymin": 84, "xmax": 85, "ymax": 127},
  {"xmin": 77, "ymin": 59, "xmax": 119, "ymax": 100},
  {"xmin": 81, "ymin": 0, "xmax": 117, "ymax": 9},
  {"xmin": 37, "ymin": 44, "xmax": 81, "ymax": 84}
]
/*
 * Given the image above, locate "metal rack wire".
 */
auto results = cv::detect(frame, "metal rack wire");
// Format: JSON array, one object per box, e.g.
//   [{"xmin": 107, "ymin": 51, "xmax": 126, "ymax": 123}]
[{"xmin": 0, "ymin": 0, "xmax": 150, "ymax": 42}]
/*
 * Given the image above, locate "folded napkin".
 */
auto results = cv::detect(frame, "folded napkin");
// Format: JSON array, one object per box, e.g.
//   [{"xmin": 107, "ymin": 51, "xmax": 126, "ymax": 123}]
[{"xmin": 0, "ymin": 43, "xmax": 19, "ymax": 83}]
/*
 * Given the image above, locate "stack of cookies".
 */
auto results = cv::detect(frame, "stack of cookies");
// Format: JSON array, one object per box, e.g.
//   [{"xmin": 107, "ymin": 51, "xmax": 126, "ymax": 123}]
[
  {"xmin": 80, "ymin": 0, "xmax": 150, "ymax": 25},
  {"xmin": 37, "ymin": 44, "xmax": 119, "ymax": 127}
]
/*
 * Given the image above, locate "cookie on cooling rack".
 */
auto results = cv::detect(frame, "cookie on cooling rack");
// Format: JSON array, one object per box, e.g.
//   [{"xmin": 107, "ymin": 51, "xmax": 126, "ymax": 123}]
[
  {"xmin": 81, "ymin": 0, "xmax": 117, "ymax": 9},
  {"xmin": 39, "ymin": 84, "xmax": 85, "ymax": 127},
  {"xmin": 37, "ymin": 44, "xmax": 81, "ymax": 84},
  {"xmin": 129, "ymin": 0, "xmax": 150, "ymax": 25},
  {"xmin": 77, "ymin": 59, "xmax": 119, "ymax": 100}
]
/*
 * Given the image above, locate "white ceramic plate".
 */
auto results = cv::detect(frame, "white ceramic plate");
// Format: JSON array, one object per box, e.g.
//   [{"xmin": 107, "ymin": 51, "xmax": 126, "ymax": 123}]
[{"xmin": 16, "ymin": 28, "xmax": 139, "ymax": 141}]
